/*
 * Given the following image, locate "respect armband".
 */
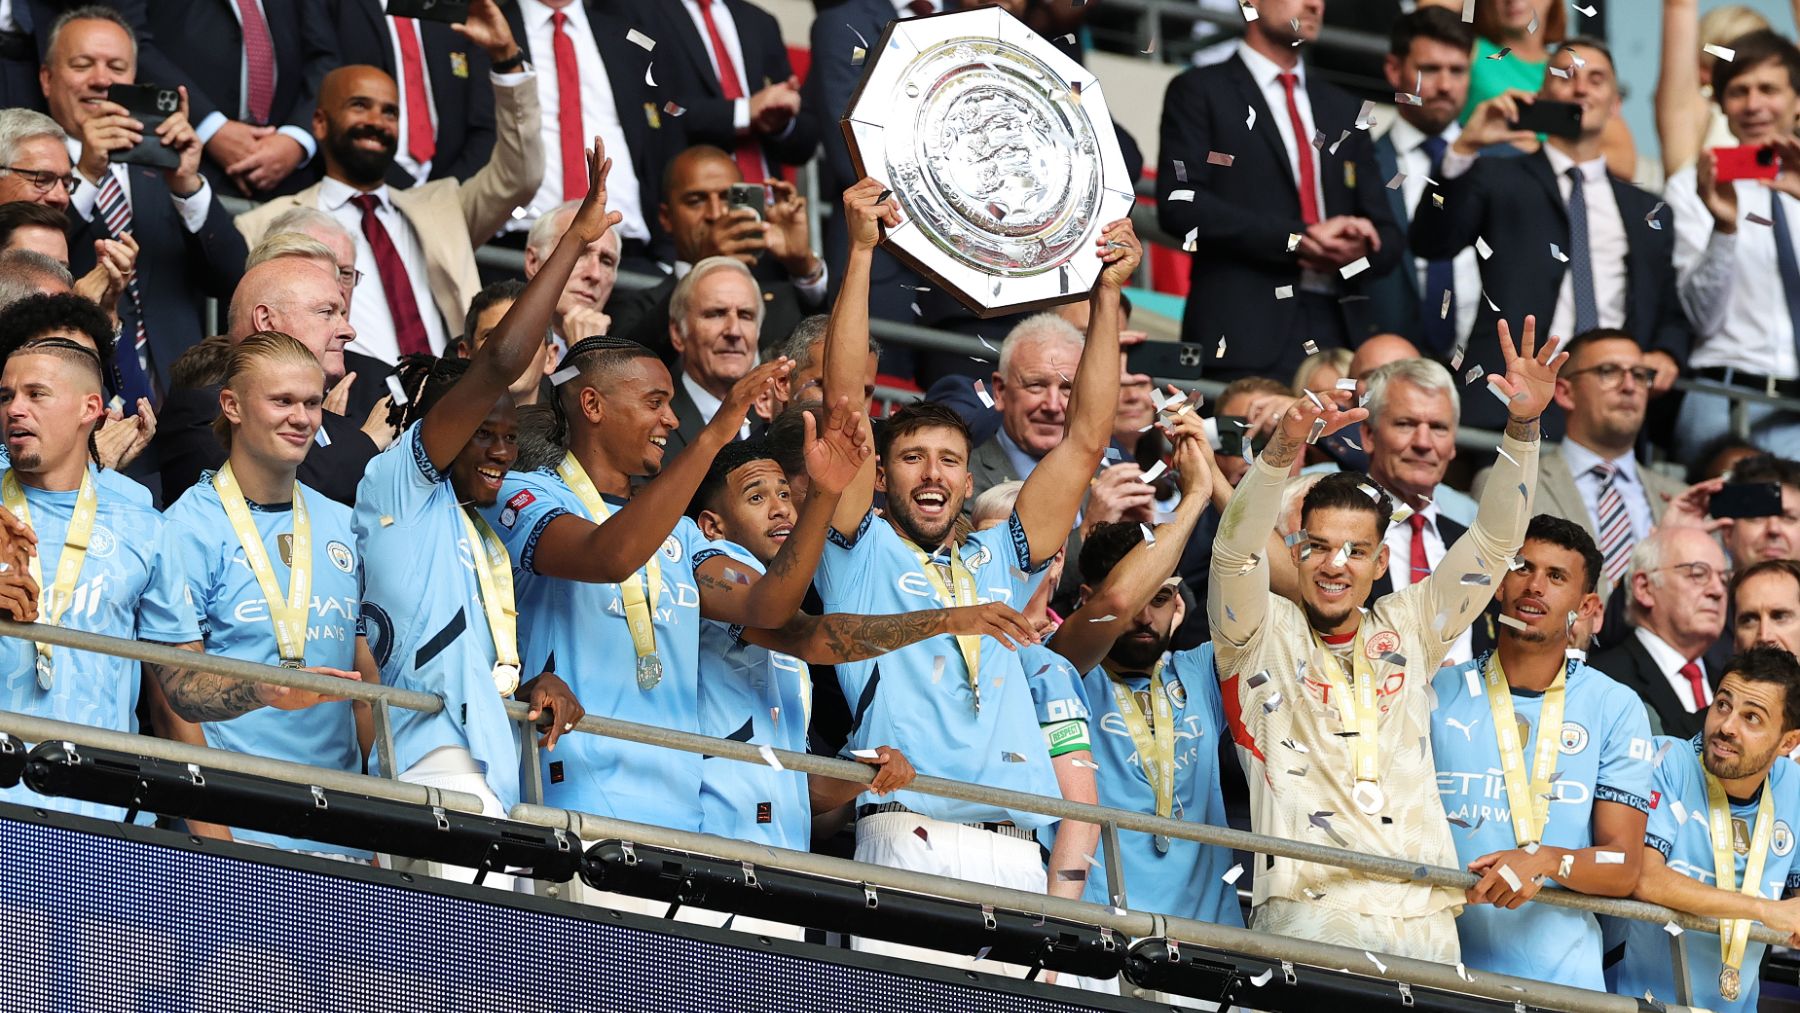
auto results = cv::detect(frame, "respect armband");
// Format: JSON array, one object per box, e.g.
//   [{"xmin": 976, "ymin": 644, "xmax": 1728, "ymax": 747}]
[{"xmin": 1042, "ymin": 719, "xmax": 1091, "ymax": 757}]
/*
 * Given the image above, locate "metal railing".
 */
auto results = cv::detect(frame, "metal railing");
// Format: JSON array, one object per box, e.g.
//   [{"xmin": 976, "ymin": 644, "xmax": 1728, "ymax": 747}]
[{"xmin": 0, "ymin": 616, "xmax": 1767, "ymax": 1010}]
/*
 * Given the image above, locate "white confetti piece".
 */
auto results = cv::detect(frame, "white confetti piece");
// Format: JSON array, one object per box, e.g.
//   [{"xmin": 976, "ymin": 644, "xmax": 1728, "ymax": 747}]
[
  {"xmin": 627, "ymin": 28, "xmax": 656, "ymax": 51},
  {"xmin": 851, "ymin": 46, "xmax": 865, "ymax": 66},
  {"xmin": 662, "ymin": 100, "xmax": 685, "ymax": 117},
  {"xmin": 1246, "ymin": 105, "xmax": 1257, "ymax": 129},
  {"xmin": 1465, "ymin": 365, "xmax": 1485, "ymax": 384},
  {"xmin": 850, "ymin": 749, "xmax": 880, "ymax": 760},
  {"xmin": 1001, "ymin": 751, "xmax": 1027, "ymax": 763},
  {"xmin": 1475, "ymin": 236, "xmax": 1493, "ymax": 259},
  {"xmin": 1496, "ymin": 863, "xmax": 1523, "ymax": 891},
  {"xmin": 1331, "ymin": 542, "xmax": 1350, "ymax": 567},
  {"xmin": 973, "ymin": 380, "xmax": 994, "ymax": 408},
  {"xmin": 1664, "ymin": 921, "xmax": 1683, "ymax": 936},
  {"xmin": 1273, "ymin": 283, "xmax": 1294, "ymax": 300},
  {"xmin": 1365, "ymin": 951, "xmax": 1387, "ymax": 975},
  {"xmin": 1646, "ymin": 202, "xmax": 1667, "ymax": 230},
  {"xmin": 1139, "ymin": 522, "xmax": 1157, "ymax": 545},
  {"xmin": 1215, "ymin": 336, "xmax": 1227, "ymax": 358},
  {"xmin": 1485, "ymin": 378, "xmax": 1513, "ymax": 406},
  {"xmin": 1574, "ymin": 3, "xmax": 1596, "ymax": 16},
  {"xmin": 379, "ymin": 515, "xmax": 394, "ymax": 527},
  {"xmin": 1395, "ymin": 92, "xmax": 1422, "ymax": 106},
  {"xmin": 1286, "ymin": 233, "xmax": 1302, "ymax": 253},
  {"xmin": 1488, "ymin": 46, "xmax": 1510, "ymax": 59},
  {"xmin": 1141, "ymin": 460, "xmax": 1168, "ymax": 484},
  {"xmin": 1168, "ymin": 189, "xmax": 1196, "ymax": 202},
  {"xmin": 931, "ymin": 656, "xmax": 946, "ymax": 684},
  {"xmin": 644, "ymin": 62, "xmax": 657, "ymax": 87},
  {"xmin": 1354, "ymin": 100, "xmax": 1377, "ymax": 130},
  {"xmin": 1206, "ymin": 151, "xmax": 1235, "ymax": 167},
  {"xmin": 1550, "ymin": 243, "xmax": 1568, "ymax": 262},
  {"xmin": 1183, "ymin": 228, "xmax": 1199, "ymax": 252},
  {"xmin": 1334, "ymin": 378, "xmax": 1358, "ymax": 391},
  {"xmin": 1340, "ymin": 257, "xmax": 1370, "ymax": 279},
  {"xmin": 1705, "ymin": 44, "xmax": 1736, "ymax": 62},
  {"xmin": 1456, "ymin": 961, "xmax": 1472, "ymax": 982},
  {"xmin": 314, "ymin": 427, "xmax": 332, "ymax": 447},
  {"xmin": 1303, "ymin": 338, "xmax": 1320, "ymax": 356},
  {"xmin": 1223, "ymin": 863, "xmax": 1245, "ymax": 884},
  {"xmin": 1251, "ymin": 969, "xmax": 1273, "ymax": 987},
  {"xmin": 1497, "ymin": 613, "xmax": 1528, "ymax": 632},
  {"xmin": 1670, "ymin": 799, "xmax": 1688, "ymax": 824},
  {"xmin": 1565, "ymin": 648, "xmax": 1586, "ymax": 661},
  {"xmin": 1465, "ymin": 668, "xmax": 1482, "ymax": 698},
  {"xmin": 550, "ymin": 365, "xmax": 581, "ymax": 386},
  {"xmin": 385, "ymin": 373, "xmax": 410, "ymax": 405},
  {"xmin": 1558, "ymin": 853, "xmax": 1574, "ymax": 879},
  {"xmin": 1385, "ymin": 171, "xmax": 1406, "ymax": 190},
  {"xmin": 1595, "ymin": 851, "xmax": 1626, "ymax": 864},
  {"xmin": 1173, "ymin": 159, "xmax": 1187, "ymax": 182},
  {"xmin": 1088, "ymin": 614, "xmax": 1117, "ymax": 622},
  {"xmin": 758, "ymin": 744, "xmax": 784, "ymax": 770},
  {"xmin": 1328, "ymin": 129, "xmax": 1349, "ymax": 155},
  {"xmin": 1262, "ymin": 691, "xmax": 1284, "ymax": 713}
]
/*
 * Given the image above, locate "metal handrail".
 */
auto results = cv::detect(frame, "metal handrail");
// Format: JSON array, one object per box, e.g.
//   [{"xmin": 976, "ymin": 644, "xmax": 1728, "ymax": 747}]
[{"xmin": 0, "ymin": 616, "xmax": 1780, "ymax": 948}]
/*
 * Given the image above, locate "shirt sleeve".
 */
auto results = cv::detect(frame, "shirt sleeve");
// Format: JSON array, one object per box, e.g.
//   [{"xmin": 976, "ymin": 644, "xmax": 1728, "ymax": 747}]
[
  {"xmin": 1595, "ymin": 683, "xmax": 1656, "ymax": 815},
  {"xmin": 362, "ymin": 422, "xmax": 448, "ymax": 525},
  {"xmin": 483, "ymin": 471, "xmax": 573, "ymax": 575},
  {"xmin": 1642, "ymin": 741, "xmax": 1685, "ymax": 858},
  {"xmin": 160, "ymin": 507, "xmax": 219, "ymax": 645},
  {"xmin": 816, "ymin": 507, "xmax": 877, "ymax": 606},
  {"xmin": 169, "ymin": 177, "xmax": 213, "ymax": 233},
  {"xmin": 1028, "ymin": 652, "xmax": 1090, "ymax": 725},
  {"xmin": 136, "ymin": 515, "xmax": 204, "ymax": 645},
  {"xmin": 1664, "ymin": 168, "xmax": 1734, "ymax": 335},
  {"xmin": 1208, "ymin": 449, "xmax": 1286, "ymax": 651}
]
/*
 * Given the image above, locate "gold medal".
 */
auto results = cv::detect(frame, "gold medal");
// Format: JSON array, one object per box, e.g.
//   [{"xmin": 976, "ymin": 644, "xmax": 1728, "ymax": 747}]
[
  {"xmin": 1106, "ymin": 662, "xmax": 1175, "ymax": 828},
  {"xmin": 908, "ymin": 540, "xmax": 981, "ymax": 712},
  {"xmin": 1704, "ymin": 769, "xmax": 1773, "ymax": 1002},
  {"xmin": 1720, "ymin": 965, "xmax": 1741, "ymax": 1001},
  {"xmin": 458, "ymin": 508, "xmax": 521, "ymax": 696}
]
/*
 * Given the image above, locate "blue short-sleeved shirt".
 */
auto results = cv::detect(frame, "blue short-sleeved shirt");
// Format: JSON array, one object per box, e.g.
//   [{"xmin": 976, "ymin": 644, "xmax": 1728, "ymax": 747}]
[
  {"xmin": 481, "ymin": 467, "xmax": 717, "ymax": 831},
  {"xmin": 813, "ymin": 509, "xmax": 1061, "ymax": 830},
  {"xmin": 1604, "ymin": 735, "xmax": 1800, "ymax": 1012},
  {"xmin": 0, "ymin": 468, "xmax": 199, "ymax": 821},
  {"xmin": 693, "ymin": 539, "xmax": 813, "ymax": 850},
  {"xmin": 352, "ymin": 423, "xmax": 519, "ymax": 812},
  {"xmin": 0, "ymin": 446, "xmax": 150, "ymax": 507},
  {"xmin": 1043, "ymin": 642, "xmax": 1243, "ymax": 925},
  {"xmin": 164, "ymin": 475, "xmax": 367, "ymax": 857},
  {"xmin": 1431, "ymin": 656, "xmax": 1654, "ymax": 989}
]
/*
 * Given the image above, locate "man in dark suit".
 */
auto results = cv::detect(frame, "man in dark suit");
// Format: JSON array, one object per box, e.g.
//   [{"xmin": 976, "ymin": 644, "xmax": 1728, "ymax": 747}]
[
  {"xmin": 502, "ymin": 0, "xmax": 685, "ymax": 273},
  {"xmin": 612, "ymin": 144, "xmax": 825, "ymax": 360},
  {"xmin": 1589, "ymin": 526, "xmax": 1732, "ymax": 738},
  {"xmin": 135, "ymin": 0, "xmax": 335, "ymax": 198},
  {"xmin": 46, "ymin": 7, "xmax": 248, "ymax": 404},
  {"xmin": 616, "ymin": 0, "xmax": 818, "ymax": 180},
  {"xmin": 662, "ymin": 256, "xmax": 763, "ymax": 459},
  {"xmin": 327, "ymin": 0, "xmax": 497, "ymax": 187},
  {"xmin": 1157, "ymin": 0, "xmax": 1402, "ymax": 385},
  {"xmin": 1410, "ymin": 37, "xmax": 1691, "ymax": 433},
  {"xmin": 1364, "ymin": 7, "xmax": 1480, "ymax": 357}
]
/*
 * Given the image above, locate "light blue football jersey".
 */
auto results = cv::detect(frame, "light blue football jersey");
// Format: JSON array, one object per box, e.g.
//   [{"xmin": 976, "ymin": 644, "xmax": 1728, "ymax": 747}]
[
  {"xmin": 352, "ymin": 423, "xmax": 520, "ymax": 813},
  {"xmin": 481, "ymin": 467, "xmax": 718, "ymax": 832},
  {"xmin": 164, "ymin": 474, "xmax": 367, "ymax": 858},
  {"xmin": 1604, "ymin": 735, "xmax": 1800, "ymax": 1013},
  {"xmin": 0, "ymin": 445, "xmax": 151, "ymax": 506},
  {"xmin": 813, "ymin": 508, "xmax": 1061, "ymax": 830},
  {"xmin": 1041, "ymin": 642, "xmax": 1244, "ymax": 926},
  {"xmin": 693, "ymin": 539, "xmax": 813, "ymax": 851},
  {"xmin": 0, "ymin": 468, "xmax": 199, "ymax": 821},
  {"xmin": 1431, "ymin": 655, "xmax": 1654, "ymax": 990}
]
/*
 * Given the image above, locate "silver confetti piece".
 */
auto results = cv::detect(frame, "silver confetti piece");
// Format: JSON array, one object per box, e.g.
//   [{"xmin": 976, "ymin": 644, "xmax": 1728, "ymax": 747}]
[
  {"xmin": 627, "ymin": 28, "xmax": 656, "ymax": 51},
  {"xmin": 1281, "ymin": 738, "xmax": 1309, "ymax": 754},
  {"xmin": 1475, "ymin": 236, "xmax": 1493, "ymax": 259},
  {"xmin": 1385, "ymin": 171, "xmax": 1405, "ymax": 190},
  {"xmin": 1168, "ymin": 188, "xmax": 1196, "ymax": 202},
  {"xmin": 1550, "ymin": 243, "xmax": 1568, "ymax": 262},
  {"xmin": 1223, "ymin": 863, "xmax": 1245, "ymax": 884},
  {"xmin": 758, "ymin": 744, "xmax": 783, "ymax": 770},
  {"xmin": 1340, "ymin": 257, "xmax": 1371, "ymax": 279},
  {"xmin": 1497, "ymin": 613, "xmax": 1528, "ymax": 631},
  {"xmin": 1001, "ymin": 751, "xmax": 1027, "ymax": 763},
  {"xmin": 1366, "ymin": 952, "xmax": 1387, "ymax": 975},
  {"xmin": 1395, "ymin": 92, "xmax": 1422, "ymax": 106},
  {"xmin": 1206, "ymin": 151, "xmax": 1235, "ymax": 167},
  {"xmin": 1309, "ymin": 810, "xmax": 1349, "ymax": 847},
  {"xmin": 385, "ymin": 373, "xmax": 410, "ymax": 405},
  {"xmin": 550, "ymin": 365, "xmax": 582, "ymax": 386},
  {"xmin": 1705, "ymin": 44, "xmax": 1736, "ymax": 62},
  {"xmin": 1646, "ymin": 202, "xmax": 1667, "ymax": 230},
  {"xmin": 1275, "ymin": 284, "xmax": 1294, "ymax": 300},
  {"xmin": 1262, "ymin": 692, "xmax": 1284, "ymax": 713}
]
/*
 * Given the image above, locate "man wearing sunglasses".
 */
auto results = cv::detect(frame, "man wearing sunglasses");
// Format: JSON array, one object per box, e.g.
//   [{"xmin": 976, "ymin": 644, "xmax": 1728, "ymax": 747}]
[{"xmin": 1591, "ymin": 526, "xmax": 1732, "ymax": 738}]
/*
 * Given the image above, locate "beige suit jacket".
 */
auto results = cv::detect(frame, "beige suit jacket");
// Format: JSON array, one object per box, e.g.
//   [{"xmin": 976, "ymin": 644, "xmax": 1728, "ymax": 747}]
[
  {"xmin": 233, "ymin": 72, "xmax": 544, "ymax": 341},
  {"xmin": 1472, "ymin": 442, "xmax": 1685, "ymax": 543}
]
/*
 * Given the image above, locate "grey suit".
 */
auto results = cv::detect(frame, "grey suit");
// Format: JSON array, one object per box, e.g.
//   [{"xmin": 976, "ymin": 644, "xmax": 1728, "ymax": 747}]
[
  {"xmin": 1472, "ymin": 444, "xmax": 1683, "ymax": 545},
  {"xmin": 969, "ymin": 436, "xmax": 1020, "ymax": 505}
]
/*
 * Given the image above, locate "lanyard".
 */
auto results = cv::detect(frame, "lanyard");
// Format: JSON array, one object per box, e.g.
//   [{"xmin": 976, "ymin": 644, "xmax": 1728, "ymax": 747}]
[
  {"xmin": 457, "ymin": 506, "xmax": 521, "ymax": 693},
  {"xmin": 2, "ymin": 469, "xmax": 96, "ymax": 690},
  {"xmin": 1705, "ymin": 770, "xmax": 1775, "ymax": 999},
  {"xmin": 1106, "ymin": 662, "xmax": 1175, "ymax": 819},
  {"xmin": 904, "ymin": 538, "xmax": 981, "ymax": 712},
  {"xmin": 1482, "ymin": 652, "xmax": 1568, "ymax": 846},
  {"xmin": 1311, "ymin": 623, "xmax": 1383, "ymax": 813},
  {"xmin": 558, "ymin": 453, "xmax": 662, "ymax": 672},
  {"xmin": 213, "ymin": 463, "xmax": 311, "ymax": 667}
]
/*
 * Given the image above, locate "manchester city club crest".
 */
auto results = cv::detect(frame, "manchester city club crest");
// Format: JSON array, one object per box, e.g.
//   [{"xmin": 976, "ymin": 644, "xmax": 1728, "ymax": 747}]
[
  {"xmin": 962, "ymin": 546, "xmax": 992, "ymax": 570},
  {"xmin": 87, "ymin": 525, "xmax": 115, "ymax": 558},
  {"xmin": 661, "ymin": 536, "xmax": 681, "ymax": 562},
  {"xmin": 1165, "ymin": 676, "xmax": 1187, "ymax": 709},
  {"xmin": 1558, "ymin": 722, "xmax": 1589, "ymax": 755},
  {"xmin": 1776, "ymin": 820, "xmax": 1795, "ymax": 858},
  {"xmin": 328, "ymin": 541, "xmax": 355, "ymax": 573}
]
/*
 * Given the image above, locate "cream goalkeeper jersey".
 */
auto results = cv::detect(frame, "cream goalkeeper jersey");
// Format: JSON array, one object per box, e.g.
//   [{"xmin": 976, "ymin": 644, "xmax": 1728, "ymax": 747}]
[{"xmin": 1207, "ymin": 433, "xmax": 1540, "ymax": 922}]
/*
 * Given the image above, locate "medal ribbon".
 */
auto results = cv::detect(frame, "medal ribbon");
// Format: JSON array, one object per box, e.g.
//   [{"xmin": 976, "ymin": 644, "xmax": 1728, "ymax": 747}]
[
  {"xmin": 557, "ymin": 453, "xmax": 660, "ymax": 667},
  {"xmin": 3, "ymin": 469, "xmax": 96, "ymax": 688},
  {"xmin": 1705, "ymin": 769, "xmax": 1775, "ymax": 984},
  {"xmin": 1483, "ymin": 652, "xmax": 1567, "ymax": 846},
  {"xmin": 213, "ymin": 463, "xmax": 311, "ymax": 666},
  {"xmin": 903, "ymin": 538, "xmax": 981, "ymax": 711},
  {"xmin": 458, "ymin": 507, "xmax": 520, "ymax": 672},
  {"xmin": 1105, "ymin": 661, "xmax": 1175, "ymax": 819},
  {"xmin": 1310, "ymin": 625, "xmax": 1381, "ymax": 787}
]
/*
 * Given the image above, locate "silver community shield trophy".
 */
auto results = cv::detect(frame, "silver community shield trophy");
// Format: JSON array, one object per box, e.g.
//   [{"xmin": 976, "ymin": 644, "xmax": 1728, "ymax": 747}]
[{"xmin": 840, "ymin": 7, "xmax": 1136, "ymax": 318}]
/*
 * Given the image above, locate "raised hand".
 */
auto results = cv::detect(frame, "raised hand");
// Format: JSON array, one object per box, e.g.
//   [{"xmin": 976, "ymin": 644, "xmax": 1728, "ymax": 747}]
[
  {"xmin": 323, "ymin": 372, "xmax": 357, "ymax": 416},
  {"xmin": 452, "ymin": 0, "xmax": 520, "ymax": 62},
  {"xmin": 1275, "ymin": 389, "xmax": 1365, "ymax": 448},
  {"xmin": 158, "ymin": 86, "xmax": 204, "ymax": 196},
  {"xmin": 764, "ymin": 179, "xmax": 817, "ymax": 278},
  {"xmin": 1455, "ymin": 88, "xmax": 1542, "ymax": 156},
  {"xmin": 802, "ymin": 395, "xmax": 871, "ymax": 496},
  {"xmin": 93, "ymin": 398, "xmax": 155, "ymax": 470},
  {"xmin": 1489, "ymin": 314, "xmax": 1570, "ymax": 423},
  {"xmin": 713, "ymin": 357, "xmax": 793, "ymax": 435},
  {"xmin": 842, "ymin": 177, "xmax": 901, "ymax": 252},
  {"xmin": 1096, "ymin": 218, "xmax": 1142, "ymax": 291},
  {"xmin": 569, "ymin": 136, "xmax": 625, "ymax": 244}
]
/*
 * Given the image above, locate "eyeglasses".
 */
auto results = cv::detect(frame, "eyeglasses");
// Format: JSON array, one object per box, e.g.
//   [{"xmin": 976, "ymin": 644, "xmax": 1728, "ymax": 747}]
[
  {"xmin": 1653, "ymin": 561, "xmax": 1733, "ymax": 587},
  {"xmin": 337, "ymin": 266, "xmax": 363, "ymax": 289},
  {"xmin": 1563, "ymin": 363, "xmax": 1658, "ymax": 389},
  {"xmin": 0, "ymin": 165, "xmax": 79, "ymax": 194}
]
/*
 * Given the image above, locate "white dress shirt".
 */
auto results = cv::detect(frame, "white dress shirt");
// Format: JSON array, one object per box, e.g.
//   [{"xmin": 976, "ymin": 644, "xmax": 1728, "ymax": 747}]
[
  {"xmin": 319, "ymin": 176, "xmax": 450, "ymax": 363},
  {"xmin": 1377, "ymin": 500, "xmax": 1472, "ymax": 666},
  {"xmin": 1385, "ymin": 116, "xmax": 1481, "ymax": 343},
  {"xmin": 387, "ymin": 12, "xmax": 439, "ymax": 186},
  {"xmin": 1235, "ymin": 41, "xmax": 1332, "ymax": 294},
  {"xmin": 191, "ymin": 0, "xmax": 317, "ymax": 161},
  {"xmin": 679, "ymin": 0, "xmax": 750, "ymax": 134},
  {"xmin": 67, "ymin": 139, "xmax": 214, "ymax": 234},
  {"xmin": 0, "ymin": 1, "xmax": 18, "ymax": 33},
  {"xmin": 682, "ymin": 370, "xmax": 750, "ymax": 439},
  {"xmin": 1560, "ymin": 437, "xmax": 1654, "ymax": 544},
  {"xmin": 1635, "ymin": 626, "xmax": 1710, "ymax": 713},
  {"xmin": 1665, "ymin": 165, "xmax": 1800, "ymax": 379},
  {"xmin": 1541, "ymin": 144, "xmax": 1629, "ymax": 342},
  {"xmin": 514, "ymin": 0, "xmax": 646, "ymax": 240}
]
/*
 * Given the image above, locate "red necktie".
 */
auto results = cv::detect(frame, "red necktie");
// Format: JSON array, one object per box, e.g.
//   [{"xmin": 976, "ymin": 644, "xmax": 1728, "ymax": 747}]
[
  {"xmin": 235, "ymin": 0, "xmax": 276, "ymax": 124},
  {"xmin": 351, "ymin": 193, "xmax": 432, "ymax": 358},
  {"xmin": 695, "ymin": 0, "xmax": 767, "ymax": 186},
  {"xmin": 1680, "ymin": 661, "xmax": 1707, "ymax": 713},
  {"xmin": 551, "ymin": 11, "xmax": 586, "ymax": 201},
  {"xmin": 1408, "ymin": 512, "xmax": 1429, "ymax": 585},
  {"xmin": 393, "ymin": 17, "xmax": 435, "ymax": 165},
  {"xmin": 905, "ymin": 0, "xmax": 934, "ymax": 14},
  {"xmin": 1278, "ymin": 72, "xmax": 1319, "ymax": 225}
]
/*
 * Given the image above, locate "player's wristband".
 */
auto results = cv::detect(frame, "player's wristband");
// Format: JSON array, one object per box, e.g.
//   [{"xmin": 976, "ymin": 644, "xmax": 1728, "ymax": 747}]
[{"xmin": 1042, "ymin": 719, "xmax": 1091, "ymax": 757}]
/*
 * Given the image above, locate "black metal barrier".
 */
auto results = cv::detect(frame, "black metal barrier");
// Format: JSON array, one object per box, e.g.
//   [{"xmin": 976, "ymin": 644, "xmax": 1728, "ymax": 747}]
[{"xmin": 0, "ymin": 732, "xmax": 24, "ymax": 786}]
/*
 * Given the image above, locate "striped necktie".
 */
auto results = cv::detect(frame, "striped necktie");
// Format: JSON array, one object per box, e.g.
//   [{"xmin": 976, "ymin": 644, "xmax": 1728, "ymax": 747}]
[
  {"xmin": 91, "ymin": 170, "xmax": 155, "ymax": 403},
  {"xmin": 1591, "ymin": 461, "xmax": 1632, "ymax": 586}
]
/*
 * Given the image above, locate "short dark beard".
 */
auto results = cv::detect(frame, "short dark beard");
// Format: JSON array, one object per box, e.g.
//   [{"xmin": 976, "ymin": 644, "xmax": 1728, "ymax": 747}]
[
  {"xmin": 887, "ymin": 497, "xmax": 958, "ymax": 550},
  {"xmin": 327, "ymin": 127, "xmax": 397, "ymax": 188},
  {"xmin": 1704, "ymin": 737, "xmax": 1781, "ymax": 782},
  {"xmin": 12, "ymin": 450, "xmax": 40, "ymax": 472},
  {"xmin": 1106, "ymin": 631, "xmax": 1168, "ymax": 672}
]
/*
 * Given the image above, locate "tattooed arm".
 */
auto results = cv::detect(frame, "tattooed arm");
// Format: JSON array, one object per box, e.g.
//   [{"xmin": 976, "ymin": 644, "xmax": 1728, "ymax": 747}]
[
  {"xmin": 739, "ymin": 602, "xmax": 1039, "ymax": 664},
  {"xmin": 150, "ymin": 641, "xmax": 363, "ymax": 723}
]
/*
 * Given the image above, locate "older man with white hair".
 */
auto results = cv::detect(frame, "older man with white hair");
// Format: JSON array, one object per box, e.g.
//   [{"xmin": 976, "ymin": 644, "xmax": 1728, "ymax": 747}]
[
  {"xmin": 967, "ymin": 313, "xmax": 1087, "ymax": 501},
  {"xmin": 523, "ymin": 197, "xmax": 621, "ymax": 356},
  {"xmin": 664, "ymin": 255, "xmax": 763, "ymax": 458},
  {"xmin": 0, "ymin": 108, "xmax": 73, "ymax": 210}
]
